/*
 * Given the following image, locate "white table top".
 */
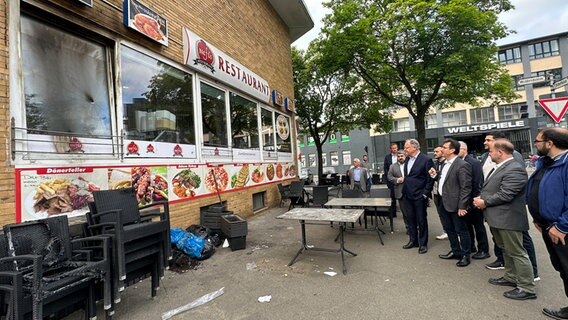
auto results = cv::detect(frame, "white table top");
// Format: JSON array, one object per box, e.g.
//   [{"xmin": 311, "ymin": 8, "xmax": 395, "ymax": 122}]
[
  {"xmin": 277, "ymin": 208, "xmax": 364, "ymax": 223},
  {"xmin": 325, "ymin": 197, "xmax": 391, "ymax": 207}
]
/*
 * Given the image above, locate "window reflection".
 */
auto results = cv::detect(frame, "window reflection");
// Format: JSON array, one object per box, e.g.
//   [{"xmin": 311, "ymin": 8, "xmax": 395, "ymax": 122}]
[
  {"xmin": 261, "ymin": 108, "xmax": 275, "ymax": 151},
  {"xmin": 121, "ymin": 46, "xmax": 194, "ymax": 144},
  {"xmin": 230, "ymin": 93, "xmax": 258, "ymax": 149},
  {"xmin": 201, "ymin": 82, "xmax": 228, "ymax": 147},
  {"xmin": 22, "ymin": 16, "xmax": 111, "ymax": 136}
]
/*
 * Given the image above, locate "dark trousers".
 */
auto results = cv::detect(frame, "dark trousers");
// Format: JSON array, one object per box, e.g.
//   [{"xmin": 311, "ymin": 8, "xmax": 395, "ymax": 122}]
[
  {"xmin": 389, "ymin": 187, "xmax": 397, "ymax": 217},
  {"xmin": 493, "ymin": 230, "xmax": 538, "ymax": 277},
  {"xmin": 466, "ymin": 207, "xmax": 489, "ymax": 253},
  {"xmin": 403, "ymin": 196, "xmax": 429, "ymax": 247},
  {"xmin": 542, "ymin": 230, "xmax": 568, "ymax": 298},
  {"xmin": 438, "ymin": 203, "xmax": 471, "ymax": 257}
]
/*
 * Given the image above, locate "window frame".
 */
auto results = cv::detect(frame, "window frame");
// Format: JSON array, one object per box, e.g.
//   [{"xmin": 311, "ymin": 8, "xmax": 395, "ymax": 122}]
[{"xmin": 528, "ymin": 39, "xmax": 560, "ymax": 60}]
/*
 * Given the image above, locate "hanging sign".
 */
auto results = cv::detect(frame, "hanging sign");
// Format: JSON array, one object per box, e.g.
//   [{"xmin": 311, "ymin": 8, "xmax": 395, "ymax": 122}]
[{"xmin": 123, "ymin": 0, "xmax": 169, "ymax": 46}]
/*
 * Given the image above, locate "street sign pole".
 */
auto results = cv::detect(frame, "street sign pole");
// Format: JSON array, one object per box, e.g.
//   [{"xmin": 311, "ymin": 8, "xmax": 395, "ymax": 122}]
[{"xmin": 549, "ymin": 72, "xmax": 559, "ymax": 126}]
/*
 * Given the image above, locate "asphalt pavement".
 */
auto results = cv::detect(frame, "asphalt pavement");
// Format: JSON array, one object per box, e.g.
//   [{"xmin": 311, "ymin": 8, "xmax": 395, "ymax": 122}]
[{"xmin": 67, "ymin": 198, "xmax": 566, "ymax": 320}]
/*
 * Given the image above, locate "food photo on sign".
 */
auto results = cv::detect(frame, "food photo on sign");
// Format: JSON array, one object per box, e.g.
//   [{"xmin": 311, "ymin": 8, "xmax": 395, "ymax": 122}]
[
  {"xmin": 171, "ymin": 166, "xmax": 203, "ymax": 199},
  {"xmin": 230, "ymin": 164, "xmax": 250, "ymax": 189},
  {"xmin": 124, "ymin": 0, "xmax": 168, "ymax": 46},
  {"xmin": 19, "ymin": 168, "xmax": 108, "ymax": 222}
]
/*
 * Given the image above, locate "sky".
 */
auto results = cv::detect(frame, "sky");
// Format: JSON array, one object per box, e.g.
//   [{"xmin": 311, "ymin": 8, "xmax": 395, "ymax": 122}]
[{"xmin": 293, "ymin": 0, "xmax": 568, "ymax": 50}]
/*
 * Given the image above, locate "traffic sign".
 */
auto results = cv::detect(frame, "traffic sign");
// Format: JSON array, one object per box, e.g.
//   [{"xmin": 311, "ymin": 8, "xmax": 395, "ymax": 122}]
[
  {"xmin": 552, "ymin": 77, "xmax": 568, "ymax": 90},
  {"xmin": 538, "ymin": 97, "xmax": 568, "ymax": 123},
  {"xmin": 518, "ymin": 76, "xmax": 546, "ymax": 86}
]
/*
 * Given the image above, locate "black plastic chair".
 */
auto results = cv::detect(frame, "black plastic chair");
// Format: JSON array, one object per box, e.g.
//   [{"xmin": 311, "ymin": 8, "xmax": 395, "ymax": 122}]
[
  {"xmin": 341, "ymin": 189, "xmax": 362, "ymax": 198},
  {"xmin": 87, "ymin": 188, "xmax": 169, "ymax": 303},
  {"xmin": 277, "ymin": 183, "xmax": 291, "ymax": 208},
  {"xmin": 288, "ymin": 180, "xmax": 306, "ymax": 210},
  {"xmin": 309, "ymin": 186, "xmax": 329, "ymax": 207},
  {"xmin": 0, "ymin": 216, "xmax": 110, "ymax": 320}
]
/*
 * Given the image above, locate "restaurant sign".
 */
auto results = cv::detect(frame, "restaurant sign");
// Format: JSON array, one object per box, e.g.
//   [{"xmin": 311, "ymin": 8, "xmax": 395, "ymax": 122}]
[
  {"xmin": 123, "ymin": 0, "xmax": 169, "ymax": 46},
  {"xmin": 182, "ymin": 27, "xmax": 270, "ymax": 103},
  {"xmin": 446, "ymin": 120, "xmax": 527, "ymax": 135}
]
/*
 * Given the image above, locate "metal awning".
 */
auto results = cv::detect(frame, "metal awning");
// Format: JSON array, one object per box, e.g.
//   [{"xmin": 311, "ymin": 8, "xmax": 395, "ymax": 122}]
[{"xmin": 268, "ymin": 0, "xmax": 314, "ymax": 43}]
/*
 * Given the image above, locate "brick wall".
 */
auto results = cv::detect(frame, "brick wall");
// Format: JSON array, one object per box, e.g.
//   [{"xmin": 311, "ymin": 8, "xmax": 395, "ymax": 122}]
[{"xmin": 0, "ymin": 0, "xmax": 295, "ymax": 225}]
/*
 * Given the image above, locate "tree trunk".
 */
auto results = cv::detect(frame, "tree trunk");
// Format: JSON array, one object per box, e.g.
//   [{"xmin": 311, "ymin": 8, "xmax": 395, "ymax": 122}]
[
  {"xmin": 315, "ymin": 142, "xmax": 324, "ymax": 185},
  {"xmin": 413, "ymin": 114, "xmax": 427, "ymax": 153}
]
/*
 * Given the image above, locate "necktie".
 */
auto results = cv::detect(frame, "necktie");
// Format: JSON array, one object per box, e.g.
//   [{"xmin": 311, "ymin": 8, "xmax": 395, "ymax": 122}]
[{"xmin": 486, "ymin": 168, "xmax": 495, "ymax": 181}]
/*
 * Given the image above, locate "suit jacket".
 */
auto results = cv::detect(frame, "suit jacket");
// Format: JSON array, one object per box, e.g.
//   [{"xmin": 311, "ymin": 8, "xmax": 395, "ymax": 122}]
[
  {"xmin": 480, "ymin": 158, "xmax": 529, "ymax": 231},
  {"xmin": 384, "ymin": 153, "xmax": 396, "ymax": 188},
  {"xmin": 480, "ymin": 150, "xmax": 524, "ymax": 185},
  {"xmin": 402, "ymin": 152, "xmax": 434, "ymax": 200},
  {"xmin": 387, "ymin": 162, "xmax": 404, "ymax": 199},
  {"xmin": 348, "ymin": 167, "xmax": 368, "ymax": 192},
  {"xmin": 463, "ymin": 154, "xmax": 482, "ymax": 198},
  {"xmin": 439, "ymin": 157, "xmax": 472, "ymax": 212}
]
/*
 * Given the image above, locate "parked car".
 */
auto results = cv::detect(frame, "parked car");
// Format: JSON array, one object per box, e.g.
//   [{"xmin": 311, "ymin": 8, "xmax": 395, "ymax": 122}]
[{"xmin": 300, "ymin": 168, "xmax": 314, "ymax": 184}]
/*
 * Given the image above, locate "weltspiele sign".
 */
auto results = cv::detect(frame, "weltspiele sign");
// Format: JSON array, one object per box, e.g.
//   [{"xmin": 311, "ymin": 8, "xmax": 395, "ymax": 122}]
[
  {"xmin": 446, "ymin": 120, "xmax": 527, "ymax": 134},
  {"xmin": 182, "ymin": 27, "xmax": 270, "ymax": 103}
]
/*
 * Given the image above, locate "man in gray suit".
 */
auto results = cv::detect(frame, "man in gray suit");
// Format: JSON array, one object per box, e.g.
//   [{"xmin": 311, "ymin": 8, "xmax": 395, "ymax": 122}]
[
  {"xmin": 429, "ymin": 139, "xmax": 472, "ymax": 267},
  {"xmin": 473, "ymin": 139, "xmax": 536, "ymax": 300},
  {"xmin": 387, "ymin": 150, "xmax": 407, "ymax": 230},
  {"xmin": 348, "ymin": 158, "xmax": 368, "ymax": 193}
]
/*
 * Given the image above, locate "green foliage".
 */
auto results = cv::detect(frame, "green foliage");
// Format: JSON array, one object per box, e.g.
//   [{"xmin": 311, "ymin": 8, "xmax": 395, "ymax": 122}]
[{"xmin": 319, "ymin": 0, "xmax": 518, "ymax": 148}]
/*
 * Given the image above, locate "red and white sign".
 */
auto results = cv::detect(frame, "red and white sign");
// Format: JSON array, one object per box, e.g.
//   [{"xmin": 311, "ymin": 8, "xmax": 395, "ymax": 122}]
[
  {"xmin": 538, "ymin": 97, "xmax": 568, "ymax": 123},
  {"xmin": 182, "ymin": 27, "xmax": 271, "ymax": 103}
]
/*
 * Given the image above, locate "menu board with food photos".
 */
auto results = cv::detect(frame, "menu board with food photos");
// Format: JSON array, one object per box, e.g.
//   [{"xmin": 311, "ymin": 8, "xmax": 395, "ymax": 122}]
[{"xmin": 16, "ymin": 162, "xmax": 296, "ymax": 222}]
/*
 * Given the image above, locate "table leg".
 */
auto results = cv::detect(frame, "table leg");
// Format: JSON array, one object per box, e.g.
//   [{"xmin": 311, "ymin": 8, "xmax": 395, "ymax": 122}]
[
  {"xmin": 373, "ymin": 208, "xmax": 385, "ymax": 245},
  {"xmin": 288, "ymin": 220, "xmax": 308, "ymax": 266},
  {"xmin": 339, "ymin": 223, "xmax": 357, "ymax": 275}
]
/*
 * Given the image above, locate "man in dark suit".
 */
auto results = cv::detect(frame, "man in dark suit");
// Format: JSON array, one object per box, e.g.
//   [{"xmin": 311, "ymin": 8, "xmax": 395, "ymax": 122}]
[
  {"xmin": 459, "ymin": 141, "xmax": 490, "ymax": 260},
  {"xmin": 429, "ymin": 139, "xmax": 472, "ymax": 267},
  {"xmin": 387, "ymin": 150, "xmax": 407, "ymax": 231},
  {"xmin": 481, "ymin": 131, "xmax": 539, "ymax": 280},
  {"xmin": 384, "ymin": 143, "xmax": 398, "ymax": 216},
  {"xmin": 474, "ymin": 139, "xmax": 536, "ymax": 300},
  {"xmin": 432, "ymin": 146, "xmax": 448, "ymax": 240},
  {"xmin": 401, "ymin": 139, "xmax": 434, "ymax": 254}
]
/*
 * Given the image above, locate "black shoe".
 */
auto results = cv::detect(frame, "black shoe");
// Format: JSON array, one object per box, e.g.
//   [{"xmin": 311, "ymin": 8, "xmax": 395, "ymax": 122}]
[
  {"xmin": 471, "ymin": 247, "xmax": 477, "ymax": 253},
  {"xmin": 503, "ymin": 288, "xmax": 536, "ymax": 300},
  {"xmin": 488, "ymin": 277, "xmax": 516, "ymax": 287},
  {"xmin": 438, "ymin": 251, "xmax": 460, "ymax": 260},
  {"xmin": 472, "ymin": 251, "xmax": 491, "ymax": 260},
  {"xmin": 418, "ymin": 246, "xmax": 428, "ymax": 254},
  {"xmin": 403, "ymin": 241, "xmax": 419, "ymax": 249},
  {"xmin": 456, "ymin": 255, "xmax": 471, "ymax": 267},
  {"xmin": 543, "ymin": 307, "xmax": 568, "ymax": 320},
  {"xmin": 485, "ymin": 259, "xmax": 504, "ymax": 270}
]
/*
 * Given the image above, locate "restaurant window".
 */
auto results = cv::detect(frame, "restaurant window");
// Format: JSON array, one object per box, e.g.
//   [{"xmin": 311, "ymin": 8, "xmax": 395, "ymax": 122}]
[
  {"xmin": 470, "ymin": 107, "xmax": 495, "ymax": 123},
  {"xmin": 498, "ymin": 47, "xmax": 521, "ymax": 64},
  {"xmin": 121, "ymin": 46, "xmax": 194, "ymax": 145},
  {"xmin": 201, "ymin": 82, "xmax": 228, "ymax": 147},
  {"xmin": 343, "ymin": 151, "xmax": 351, "ymax": 166},
  {"xmin": 21, "ymin": 15, "xmax": 112, "ymax": 149},
  {"xmin": 261, "ymin": 108, "xmax": 275, "ymax": 151},
  {"xmin": 442, "ymin": 111, "xmax": 467, "ymax": 127},
  {"xmin": 528, "ymin": 39, "xmax": 559, "ymax": 60},
  {"xmin": 321, "ymin": 153, "xmax": 327, "ymax": 166},
  {"xmin": 275, "ymin": 113, "xmax": 291, "ymax": 153},
  {"xmin": 330, "ymin": 151, "xmax": 339, "ymax": 166},
  {"xmin": 531, "ymin": 68, "xmax": 562, "ymax": 88},
  {"xmin": 230, "ymin": 92, "xmax": 258, "ymax": 149},
  {"xmin": 308, "ymin": 154, "xmax": 316, "ymax": 167}
]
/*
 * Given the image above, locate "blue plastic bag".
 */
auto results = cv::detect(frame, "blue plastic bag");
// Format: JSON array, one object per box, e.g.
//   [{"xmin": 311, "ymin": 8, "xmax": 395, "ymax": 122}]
[
  {"xmin": 170, "ymin": 228, "xmax": 186, "ymax": 244},
  {"xmin": 177, "ymin": 233, "xmax": 205, "ymax": 259}
]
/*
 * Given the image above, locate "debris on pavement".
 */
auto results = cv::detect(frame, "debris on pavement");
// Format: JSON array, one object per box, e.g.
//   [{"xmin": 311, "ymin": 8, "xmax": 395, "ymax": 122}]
[
  {"xmin": 324, "ymin": 271, "xmax": 337, "ymax": 277},
  {"xmin": 222, "ymin": 239, "xmax": 229, "ymax": 248},
  {"xmin": 246, "ymin": 262, "xmax": 257, "ymax": 270},
  {"xmin": 161, "ymin": 287, "xmax": 225, "ymax": 320},
  {"xmin": 258, "ymin": 295, "xmax": 272, "ymax": 303}
]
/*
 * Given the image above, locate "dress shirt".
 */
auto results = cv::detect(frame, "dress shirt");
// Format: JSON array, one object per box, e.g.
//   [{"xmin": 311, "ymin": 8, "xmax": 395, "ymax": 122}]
[
  {"xmin": 406, "ymin": 151, "xmax": 420, "ymax": 174},
  {"xmin": 391, "ymin": 154, "xmax": 397, "ymax": 166},
  {"xmin": 353, "ymin": 167, "xmax": 361, "ymax": 181},
  {"xmin": 482, "ymin": 156, "xmax": 495, "ymax": 180},
  {"xmin": 438, "ymin": 155, "xmax": 456, "ymax": 195}
]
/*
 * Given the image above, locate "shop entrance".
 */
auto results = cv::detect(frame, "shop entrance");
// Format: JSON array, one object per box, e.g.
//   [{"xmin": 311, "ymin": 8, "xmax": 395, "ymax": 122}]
[{"xmin": 447, "ymin": 134, "xmax": 486, "ymax": 159}]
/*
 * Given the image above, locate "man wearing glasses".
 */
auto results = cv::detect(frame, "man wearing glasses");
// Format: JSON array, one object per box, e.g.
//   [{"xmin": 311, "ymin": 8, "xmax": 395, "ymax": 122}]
[{"xmin": 526, "ymin": 128, "xmax": 568, "ymax": 319}]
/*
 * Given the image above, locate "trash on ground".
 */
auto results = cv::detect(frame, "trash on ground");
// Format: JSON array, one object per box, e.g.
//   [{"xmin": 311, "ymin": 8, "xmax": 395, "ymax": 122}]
[
  {"xmin": 246, "ymin": 262, "xmax": 257, "ymax": 270},
  {"xmin": 324, "ymin": 271, "xmax": 337, "ymax": 277},
  {"xmin": 258, "ymin": 295, "xmax": 272, "ymax": 303},
  {"xmin": 222, "ymin": 239, "xmax": 229, "ymax": 248},
  {"xmin": 161, "ymin": 287, "xmax": 225, "ymax": 320}
]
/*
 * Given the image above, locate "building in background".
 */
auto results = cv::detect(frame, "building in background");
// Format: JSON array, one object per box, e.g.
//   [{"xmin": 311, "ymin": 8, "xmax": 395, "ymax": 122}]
[{"xmin": 299, "ymin": 32, "xmax": 568, "ymax": 174}]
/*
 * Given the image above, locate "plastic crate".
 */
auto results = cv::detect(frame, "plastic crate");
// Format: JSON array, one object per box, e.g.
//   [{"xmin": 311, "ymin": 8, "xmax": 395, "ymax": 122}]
[
  {"xmin": 221, "ymin": 214, "xmax": 248, "ymax": 237},
  {"xmin": 228, "ymin": 236, "xmax": 246, "ymax": 251}
]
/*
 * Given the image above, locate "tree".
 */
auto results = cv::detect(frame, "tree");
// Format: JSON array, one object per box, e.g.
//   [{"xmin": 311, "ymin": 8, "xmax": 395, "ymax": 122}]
[
  {"xmin": 318, "ymin": 0, "xmax": 518, "ymax": 149},
  {"xmin": 292, "ymin": 46, "xmax": 391, "ymax": 182}
]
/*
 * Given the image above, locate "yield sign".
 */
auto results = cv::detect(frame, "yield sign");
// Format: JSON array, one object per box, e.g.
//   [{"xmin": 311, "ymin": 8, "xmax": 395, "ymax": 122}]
[{"xmin": 538, "ymin": 97, "xmax": 568, "ymax": 123}]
